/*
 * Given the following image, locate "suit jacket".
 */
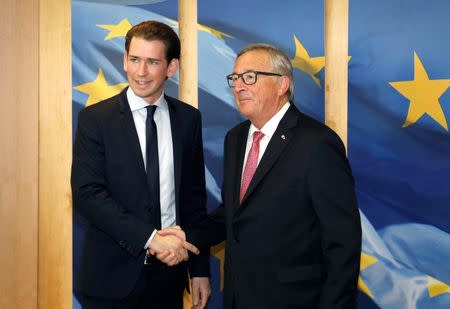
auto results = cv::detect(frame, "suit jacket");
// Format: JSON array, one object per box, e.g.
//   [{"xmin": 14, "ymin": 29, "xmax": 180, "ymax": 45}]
[
  {"xmin": 71, "ymin": 88, "xmax": 209, "ymax": 299},
  {"xmin": 189, "ymin": 104, "xmax": 361, "ymax": 309}
]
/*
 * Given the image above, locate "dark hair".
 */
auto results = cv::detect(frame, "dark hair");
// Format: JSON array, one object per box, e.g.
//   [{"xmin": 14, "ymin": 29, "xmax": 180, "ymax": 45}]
[{"xmin": 125, "ymin": 21, "xmax": 180, "ymax": 63}]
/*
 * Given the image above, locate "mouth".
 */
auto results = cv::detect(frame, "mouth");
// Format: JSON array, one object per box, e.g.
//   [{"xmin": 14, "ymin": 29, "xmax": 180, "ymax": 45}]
[
  {"xmin": 237, "ymin": 96, "xmax": 253, "ymax": 104},
  {"xmin": 134, "ymin": 80, "xmax": 151, "ymax": 87}
]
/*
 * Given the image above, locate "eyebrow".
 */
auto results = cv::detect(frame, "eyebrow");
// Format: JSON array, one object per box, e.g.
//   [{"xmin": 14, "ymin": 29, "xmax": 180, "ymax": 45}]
[{"xmin": 127, "ymin": 55, "xmax": 162, "ymax": 62}]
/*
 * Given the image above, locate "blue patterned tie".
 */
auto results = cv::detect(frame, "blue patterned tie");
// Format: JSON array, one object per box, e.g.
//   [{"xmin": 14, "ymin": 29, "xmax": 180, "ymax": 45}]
[{"xmin": 146, "ymin": 105, "xmax": 161, "ymax": 230}]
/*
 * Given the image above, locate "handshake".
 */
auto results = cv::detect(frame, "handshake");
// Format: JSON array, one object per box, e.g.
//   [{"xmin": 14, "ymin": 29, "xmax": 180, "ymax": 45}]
[{"xmin": 148, "ymin": 226, "xmax": 199, "ymax": 266}]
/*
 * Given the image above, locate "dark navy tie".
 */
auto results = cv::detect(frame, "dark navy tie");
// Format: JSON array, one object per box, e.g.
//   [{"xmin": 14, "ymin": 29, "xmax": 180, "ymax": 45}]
[{"xmin": 146, "ymin": 105, "xmax": 161, "ymax": 230}]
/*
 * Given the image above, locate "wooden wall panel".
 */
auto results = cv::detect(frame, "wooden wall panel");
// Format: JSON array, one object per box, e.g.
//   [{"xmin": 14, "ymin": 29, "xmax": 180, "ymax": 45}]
[
  {"xmin": 0, "ymin": 0, "xmax": 39, "ymax": 308},
  {"xmin": 325, "ymin": 0, "xmax": 349, "ymax": 149},
  {"xmin": 178, "ymin": 0, "xmax": 198, "ymax": 107},
  {"xmin": 38, "ymin": 0, "xmax": 72, "ymax": 308}
]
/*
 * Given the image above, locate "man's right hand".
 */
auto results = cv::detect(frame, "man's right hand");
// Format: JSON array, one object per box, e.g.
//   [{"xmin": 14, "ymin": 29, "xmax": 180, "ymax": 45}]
[{"xmin": 149, "ymin": 227, "xmax": 199, "ymax": 266}]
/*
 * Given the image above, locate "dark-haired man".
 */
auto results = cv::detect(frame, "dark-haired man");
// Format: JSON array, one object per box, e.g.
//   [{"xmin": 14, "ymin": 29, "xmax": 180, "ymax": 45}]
[{"xmin": 72, "ymin": 20, "xmax": 210, "ymax": 308}]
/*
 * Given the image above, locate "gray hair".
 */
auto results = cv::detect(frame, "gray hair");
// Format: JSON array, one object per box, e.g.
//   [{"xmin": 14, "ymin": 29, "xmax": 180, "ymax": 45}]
[{"xmin": 237, "ymin": 43, "xmax": 294, "ymax": 100}]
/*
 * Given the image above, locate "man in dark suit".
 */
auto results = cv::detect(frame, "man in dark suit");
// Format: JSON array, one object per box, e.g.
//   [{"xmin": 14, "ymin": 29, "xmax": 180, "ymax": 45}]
[
  {"xmin": 71, "ymin": 21, "xmax": 210, "ymax": 308},
  {"xmin": 160, "ymin": 43, "xmax": 361, "ymax": 309}
]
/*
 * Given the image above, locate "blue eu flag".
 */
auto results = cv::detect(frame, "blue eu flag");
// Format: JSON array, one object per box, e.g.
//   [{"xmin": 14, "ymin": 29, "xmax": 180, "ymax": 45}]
[
  {"xmin": 72, "ymin": 1, "xmax": 450, "ymax": 308},
  {"xmin": 349, "ymin": 0, "xmax": 450, "ymax": 308}
]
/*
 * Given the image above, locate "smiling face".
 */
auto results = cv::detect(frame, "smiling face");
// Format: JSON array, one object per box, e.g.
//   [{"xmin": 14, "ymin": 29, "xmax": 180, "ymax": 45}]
[
  {"xmin": 232, "ymin": 50, "xmax": 289, "ymax": 129},
  {"xmin": 123, "ymin": 37, "xmax": 178, "ymax": 104}
]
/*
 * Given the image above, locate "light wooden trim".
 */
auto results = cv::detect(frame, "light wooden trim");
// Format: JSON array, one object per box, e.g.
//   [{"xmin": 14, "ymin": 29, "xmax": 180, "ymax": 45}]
[
  {"xmin": 178, "ymin": 2, "xmax": 198, "ymax": 307},
  {"xmin": 0, "ymin": 0, "xmax": 39, "ymax": 308},
  {"xmin": 38, "ymin": 0, "xmax": 72, "ymax": 308},
  {"xmin": 325, "ymin": 0, "xmax": 349, "ymax": 150},
  {"xmin": 178, "ymin": 0, "xmax": 198, "ymax": 108}
]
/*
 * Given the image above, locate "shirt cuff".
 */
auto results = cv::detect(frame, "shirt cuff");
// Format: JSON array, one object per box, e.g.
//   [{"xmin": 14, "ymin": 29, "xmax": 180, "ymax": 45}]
[{"xmin": 144, "ymin": 229, "xmax": 157, "ymax": 249}]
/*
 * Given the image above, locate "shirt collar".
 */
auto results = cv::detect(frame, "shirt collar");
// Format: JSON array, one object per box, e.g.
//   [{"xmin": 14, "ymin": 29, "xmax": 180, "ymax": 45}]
[
  {"xmin": 126, "ymin": 87, "xmax": 168, "ymax": 111},
  {"xmin": 248, "ymin": 101, "xmax": 291, "ymax": 139}
]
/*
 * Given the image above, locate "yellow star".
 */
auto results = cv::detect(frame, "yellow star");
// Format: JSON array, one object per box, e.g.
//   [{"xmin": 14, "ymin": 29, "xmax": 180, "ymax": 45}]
[
  {"xmin": 163, "ymin": 18, "xmax": 178, "ymax": 28},
  {"xmin": 163, "ymin": 18, "xmax": 233, "ymax": 41},
  {"xmin": 358, "ymin": 252, "xmax": 379, "ymax": 298},
  {"xmin": 290, "ymin": 35, "xmax": 326, "ymax": 87},
  {"xmin": 197, "ymin": 23, "xmax": 233, "ymax": 41},
  {"xmin": 290, "ymin": 35, "xmax": 351, "ymax": 88},
  {"xmin": 97, "ymin": 18, "xmax": 132, "ymax": 41},
  {"xmin": 211, "ymin": 241, "xmax": 226, "ymax": 291},
  {"xmin": 74, "ymin": 68, "xmax": 128, "ymax": 106},
  {"xmin": 427, "ymin": 276, "xmax": 450, "ymax": 298},
  {"xmin": 390, "ymin": 52, "xmax": 450, "ymax": 131}
]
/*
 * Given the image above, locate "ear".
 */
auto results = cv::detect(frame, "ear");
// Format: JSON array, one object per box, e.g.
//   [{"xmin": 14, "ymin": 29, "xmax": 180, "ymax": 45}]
[
  {"xmin": 166, "ymin": 58, "xmax": 179, "ymax": 78},
  {"xmin": 123, "ymin": 52, "xmax": 128, "ymax": 72},
  {"xmin": 277, "ymin": 76, "xmax": 290, "ymax": 97}
]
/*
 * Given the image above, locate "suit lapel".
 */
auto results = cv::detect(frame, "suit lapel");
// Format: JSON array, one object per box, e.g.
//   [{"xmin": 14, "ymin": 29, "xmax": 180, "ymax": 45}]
[
  {"xmin": 118, "ymin": 89, "xmax": 147, "ymax": 179},
  {"xmin": 239, "ymin": 105, "xmax": 299, "ymax": 205},
  {"xmin": 166, "ymin": 96, "xmax": 182, "ymax": 222}
]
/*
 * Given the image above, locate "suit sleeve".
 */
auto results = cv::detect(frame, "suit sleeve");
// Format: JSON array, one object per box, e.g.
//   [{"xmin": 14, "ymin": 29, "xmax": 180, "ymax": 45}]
[
  {"xmin": 185, "ymin": 129, "xmax": 228, "ymax": 252},
  {"xmin": 186, "ymin": 203, "xmax": 226, "ymax": 251},
  {"xmin": 308, "ymin": 131, "xmax": 362, "ymax": 309},
  {"xmin": 71, "ymin": 108, "xmax": 153, "ymax": 257}
]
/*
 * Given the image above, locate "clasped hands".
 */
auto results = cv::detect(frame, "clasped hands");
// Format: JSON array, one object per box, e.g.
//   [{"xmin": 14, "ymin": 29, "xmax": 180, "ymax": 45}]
[{"xmin": 148, "ymin": 226, "xmax": 198, "ymax": 266}]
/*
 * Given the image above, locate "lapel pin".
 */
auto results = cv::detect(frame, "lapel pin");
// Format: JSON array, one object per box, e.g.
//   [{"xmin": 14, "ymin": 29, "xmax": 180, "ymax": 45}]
[{"xmin": 281, "ymin": 134, "xmax": 286, "ymax": 140}]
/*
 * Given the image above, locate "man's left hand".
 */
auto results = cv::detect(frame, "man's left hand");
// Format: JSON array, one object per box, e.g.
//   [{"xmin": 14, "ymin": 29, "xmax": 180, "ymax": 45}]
[{"xmin": 191, "ymin": 277, "xmax": 211, "ymax": 309}]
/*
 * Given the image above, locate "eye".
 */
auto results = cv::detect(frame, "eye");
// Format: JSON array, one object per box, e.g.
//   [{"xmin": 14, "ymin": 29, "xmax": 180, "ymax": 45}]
[
  {"xmin": 244, "ymin": 73, "xmax": 256, "ymax": 83},
  {"xmin": 129, "ymin": 57, "xmax": 138, "ymax": 63},
  {"xmin": 148, "ymin": 60, "xmax": 159, "ymax": 65}
]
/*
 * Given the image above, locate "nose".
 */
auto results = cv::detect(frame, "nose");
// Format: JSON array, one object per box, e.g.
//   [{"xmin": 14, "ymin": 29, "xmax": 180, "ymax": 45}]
[
  {"xmin": 137, "ymin": 61, "xmax": 147, "ymax": 76},
  {"xmin": 233, "ymin": 76, "xmax": 247, "ymax": 92}
]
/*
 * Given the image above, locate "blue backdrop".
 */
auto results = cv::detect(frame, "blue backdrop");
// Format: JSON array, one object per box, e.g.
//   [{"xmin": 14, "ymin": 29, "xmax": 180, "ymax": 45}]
[{"xmin": 72, "ymin": 1, "xmax": 450, "ymax": 308}]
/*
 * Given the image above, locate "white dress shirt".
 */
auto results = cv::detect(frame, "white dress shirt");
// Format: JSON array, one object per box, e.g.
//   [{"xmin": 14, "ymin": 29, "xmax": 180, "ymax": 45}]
[
  {"xmin": 126, "ymin": 88, "xmax": 176, "ymax": 248},
  {"xmin": 241, "ymin": 102, "xmax": 291, "ymax": 182}
]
